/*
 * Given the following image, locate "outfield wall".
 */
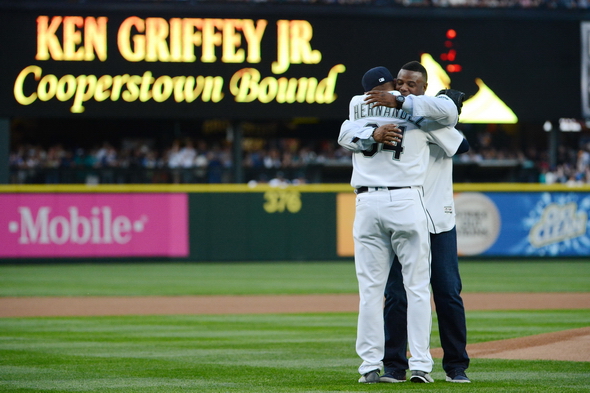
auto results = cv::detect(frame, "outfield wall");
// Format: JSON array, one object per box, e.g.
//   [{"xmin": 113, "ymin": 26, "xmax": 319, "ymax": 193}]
[{"xmin": 1, "ymin": 183, "xmax": 589, "ymax": 262}]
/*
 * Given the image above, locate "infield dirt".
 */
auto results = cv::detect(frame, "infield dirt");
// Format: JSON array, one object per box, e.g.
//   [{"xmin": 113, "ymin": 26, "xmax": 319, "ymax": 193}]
[{"xmin": 1, "ymin": 292, "xmax": 588, "ymax": 362}]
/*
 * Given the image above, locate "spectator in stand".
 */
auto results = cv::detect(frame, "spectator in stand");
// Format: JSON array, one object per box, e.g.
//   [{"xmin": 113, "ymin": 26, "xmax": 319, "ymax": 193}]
[
  {"xmin": 269, "ymin": 171, "xmax": 291, "ymax": 187},
  {"xmin": 264, "ymin": 147, "xmax": 283, "ymax": 169},
  {"xmin": 179, "ymin": 138, "xmax": 197, "ymax": 183},
  {"xmin": 207, "ymin": 144, "xmax": 225, "ymax": 183}
]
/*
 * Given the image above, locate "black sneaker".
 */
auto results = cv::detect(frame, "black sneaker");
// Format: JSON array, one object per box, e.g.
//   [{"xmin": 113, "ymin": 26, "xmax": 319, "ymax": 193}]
[
  {"xmin": 446, "ymin": 369, "xmax": 471, "ymax": 383},
  {"xmin": 358, "ymin": 369, "xmax": 380, "ymax": 384}
]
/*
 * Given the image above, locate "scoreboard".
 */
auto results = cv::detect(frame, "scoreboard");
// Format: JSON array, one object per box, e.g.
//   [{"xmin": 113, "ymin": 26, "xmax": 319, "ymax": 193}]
[{"xmin": 0, "ymin": 4, "xmax": 584, "ymax": 122}]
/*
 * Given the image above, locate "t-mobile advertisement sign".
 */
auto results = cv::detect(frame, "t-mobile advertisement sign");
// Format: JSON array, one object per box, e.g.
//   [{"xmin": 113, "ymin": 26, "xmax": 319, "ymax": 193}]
[{"xmin": 0, "ymin": 194, "xmax": 188, "ymax": 258}]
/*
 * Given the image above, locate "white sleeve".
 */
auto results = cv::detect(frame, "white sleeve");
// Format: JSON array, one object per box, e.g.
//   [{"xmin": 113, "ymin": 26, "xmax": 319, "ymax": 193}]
[
  {"xmin": 425, "ymin": 126, "xmax": 464, "ymax": 157},
  {"xmin": 337, "ymin": 95, "xmax": 376, "ymax": 152},
  {"xmin": 338, "ymin": 120, "xmax": 375, "ymax": 152},
  {"xmin": 404, "ymin": 94, "xmax": 458, "ymax": 127}
]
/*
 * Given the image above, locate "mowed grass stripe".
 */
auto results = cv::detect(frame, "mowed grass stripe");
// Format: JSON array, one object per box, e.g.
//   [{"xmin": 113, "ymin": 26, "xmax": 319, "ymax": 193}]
[
  {"xmin": 1, "ymin": 260, "xmax": 589, "ymax": 297},
  {"xmin": 1, "ymin": 311, "xmax": 589, "ymax": 392}
]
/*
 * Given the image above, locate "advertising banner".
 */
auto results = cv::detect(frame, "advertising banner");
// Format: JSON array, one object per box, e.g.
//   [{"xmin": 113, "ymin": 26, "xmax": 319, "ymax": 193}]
[
  {"xmin": 337, "ymin": 190, "xmax": 590, "ymax": 258},
  {"xmin": 0, "ymin": 193, "xmax": 188, "ymax": 258},
  {"xmin": 455, "ymin": 192, "xmax": 590, "ymax": 257}
]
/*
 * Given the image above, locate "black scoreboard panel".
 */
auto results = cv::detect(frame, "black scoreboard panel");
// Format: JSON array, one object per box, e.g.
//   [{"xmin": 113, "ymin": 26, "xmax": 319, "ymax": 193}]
[{"xmin": 0, "ymin": 7, "xmax": 582, "ymax": 122}]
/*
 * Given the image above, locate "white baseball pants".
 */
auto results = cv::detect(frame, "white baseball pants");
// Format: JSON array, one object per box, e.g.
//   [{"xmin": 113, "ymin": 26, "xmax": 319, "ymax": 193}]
[{"xmin": 353, "ymin": 187, "xmax": 433, "ymax": 375}]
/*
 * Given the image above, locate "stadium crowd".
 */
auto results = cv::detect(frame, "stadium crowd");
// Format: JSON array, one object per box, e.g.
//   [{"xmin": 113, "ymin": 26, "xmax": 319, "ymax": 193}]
[
  {"xmin": 122, "ymin": 0, "xmax": 590, "ymax": 10},
  {"xmin": 8, "ymin": 137, "xmax": 347, "ymax": 185},
  {"xmin": 190, "ymin": 0, "xmax": 587, "ymax": 9},
  {"xmin": 9, "ymin": 129, "xmax": 590, "ymax": 185},
  {"xmin": 15, "ymin": 0, "xmax": 587, "ymax": 9}
]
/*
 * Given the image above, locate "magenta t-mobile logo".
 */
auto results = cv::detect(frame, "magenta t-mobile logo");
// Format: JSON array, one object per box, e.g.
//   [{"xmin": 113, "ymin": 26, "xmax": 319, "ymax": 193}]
[{"xmin": 10, "ymin": 206, "xmax": 147, "ymax": 245}]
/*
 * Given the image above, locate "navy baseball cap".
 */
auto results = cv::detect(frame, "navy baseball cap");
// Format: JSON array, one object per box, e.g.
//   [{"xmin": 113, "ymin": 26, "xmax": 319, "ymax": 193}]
[{"xmin": 362, "ymin": 66, "xmax": 394, "ymax": 92}]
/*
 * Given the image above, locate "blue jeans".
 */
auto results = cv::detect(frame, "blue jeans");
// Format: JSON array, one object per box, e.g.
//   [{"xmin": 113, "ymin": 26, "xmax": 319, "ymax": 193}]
[{"xmin": 383, "ymin": 227, "xmax": 469, "ymax": 374}]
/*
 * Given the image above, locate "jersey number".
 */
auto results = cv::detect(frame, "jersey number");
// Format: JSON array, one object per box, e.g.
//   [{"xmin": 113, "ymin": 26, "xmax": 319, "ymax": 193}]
[{"xmin": 362, "ymin": 124, "xmax": 406, "ymax": 160}]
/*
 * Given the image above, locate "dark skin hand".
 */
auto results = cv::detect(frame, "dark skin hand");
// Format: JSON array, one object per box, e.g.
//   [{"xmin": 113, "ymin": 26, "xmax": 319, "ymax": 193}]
[
  {"xmin": 364, "ymin": 90, "xmax": 398, "ymax": 108},
  {"xmin": 361, "ymin": 81, "xmax": 402, "ymax": 145},
  {"xmin": 364, "ymin": 79, "xmax": 399, "ymax": 108},
  {"xmin": 362, "ymin": 74, "xmax": 428, "ymax": 145},
  {"xmin": 372, "ymin": 124, "xmax": 402, "ymax": 146}
]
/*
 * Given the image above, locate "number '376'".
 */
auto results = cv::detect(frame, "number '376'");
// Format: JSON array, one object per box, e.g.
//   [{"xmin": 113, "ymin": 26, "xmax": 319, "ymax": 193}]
[{"xmin": 263, "ymin": 190, "xmax": 302, "ymax": 213}]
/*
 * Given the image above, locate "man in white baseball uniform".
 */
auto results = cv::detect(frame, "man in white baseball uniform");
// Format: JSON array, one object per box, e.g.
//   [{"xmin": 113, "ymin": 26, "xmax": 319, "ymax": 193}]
[
  {"xmin": 366, "ymin": 62, "xmax": 471, "ymax": 384},
  {"xmin": 338, "ymin": 66, "xmax": 464, "ymax": 384}
]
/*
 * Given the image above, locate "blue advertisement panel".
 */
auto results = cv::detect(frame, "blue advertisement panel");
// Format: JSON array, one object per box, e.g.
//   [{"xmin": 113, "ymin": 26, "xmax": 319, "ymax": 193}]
[{"xmin": 455, "ymin": 192, "xmax": 590, "ymax": 257}]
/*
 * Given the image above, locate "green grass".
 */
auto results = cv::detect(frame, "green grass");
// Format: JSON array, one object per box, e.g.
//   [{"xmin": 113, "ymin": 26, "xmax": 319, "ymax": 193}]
[
  {"xmin": 0, "ymin": 260, "xmax": 589, "ymax": 392},
  {"xmin": 1, "ymin": 311, "xmax": 589, "ymax": 392},
  {"xmin": 0, "ymin": 260, "xmax": 589, "ymax": 297}
]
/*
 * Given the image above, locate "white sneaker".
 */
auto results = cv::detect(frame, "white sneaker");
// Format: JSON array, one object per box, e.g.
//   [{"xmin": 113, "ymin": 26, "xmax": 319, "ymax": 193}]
[{"xmin": 410, "ymin": 370, "xmax": 434, "ymax": 383}]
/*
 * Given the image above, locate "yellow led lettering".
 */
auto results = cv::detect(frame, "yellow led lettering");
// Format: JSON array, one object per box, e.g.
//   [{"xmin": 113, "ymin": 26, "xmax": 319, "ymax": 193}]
[
  {"xmin": 296, "ymin": 78, "xmax": 310, "ymax": 103},
  {"xmin": 257, "ymin": 77, "xmax": 278, "ymax": 104},
  {"xmin": 139, "ymin": 71, "xmax": 155, "ymax": 101},
  {"xmin": 152, "ymin": 75, "xmax": 173, "ymax": 102},
  {"xmin": 221, "ymin": 20, "xmax": 245, "ymax": 63},
  {"xmin": 183, "ymin": 76, "xmax": 205, "ymax": 102},
  {"xmin": 275, "ymin": 77, "xmax": 299, "ymax": 103},
  {"xmin": 241, "ymin": 19, "xmax": 266, "ymax": 63},
  {"xmin": 56, "ymin": 74, "xmax": 76, "ymax": 101},
  {"xmin": 272, "ymin": 20, "xmax": 290, "ymax": 74},
  {"xmin": 182, "ymin": 76, "xmax": 223, "ymax": 102},
  {"xmin": 14, "ymin": 16, "xmax": 344, "ymax": 113},
  {"xmin": 169, "ymin": 18, "xmax": 183, "ymax": 62},
  {"xmin": 230, "ymin": 64, "xmax": 344, "ymax": 104},
  {"xmin": 181, "ymin": 18, "xmax": 203, "ymax": 62},
  {"xmin": 230, "ymin": 68, "xmax": 260, "ymax": 102},
  {"xmin": 122, "ymin": 74, "xmax": 142, "ymax": 102},
  {"xmin": 63, "ymin": 16, "xmax": 84, "ymax": 61},
  {"xmin": 289, "ymin": 21, "xmax": 321, "ymax": 65},
  {"xmin": 116, "ymin": 17, "xmax": 267, "ymax": 64},
  {"xmin": 110, "ymin": 74, "xmax": 129, "ymax": 100},
  {"xmin": 305, "ymin": 78, "xmax": 318, "ymax": 103},
  {"xmin": 200, "ymin": 76, "xmax": 224, "ymax": 102},
  {"xmin": 84, "ymin": 17, "xmax": 108, "ymax": 61},
  {"xmin": 316, "ymin": 64, "xmax": 345, "ymax": 104},
  {"xmin": 14, "ymin": 65, "xmax": 41, "ymax": 105},
  {"xmin": 38, "ymin": 74, "xmax": 58, "ymax": 101},
  {"xmin": 36, "ymin": 16, "xmax": 64, "ymax": 60},
  {"xmin": 145, "ymin": 17, "xmax": 170, "ymax": 62},
  {"xmin": 201, "ymin": 19, "xmax": 223, "ymax": 62},
  {"xmin": 272, "ymin": 20, "xmax": 321, "ymax": 74},
  {"xmin": 71, "ymin": 75, "xmax": 97, "ymax": 113},
  {"xmin": 118, "ymin": 17, "xmax": 145, "ymax": 62},
  {"xmin": 95, "ymin": 75, "xmax": 112, "ymax": 101},
  {"xmin": 36, "ymin": 16, "xmax": 107, "ymax": 62},
  {"xmin": 172, "ymin": 76, "xmax": 187, "ymax": 102}
]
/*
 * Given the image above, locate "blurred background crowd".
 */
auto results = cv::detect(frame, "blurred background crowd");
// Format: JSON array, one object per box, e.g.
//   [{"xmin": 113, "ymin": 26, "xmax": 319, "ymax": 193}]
[
  {"xmin": 9, "ymin": 126, "xmax": 590, "ymax": 185},
  {"xmin": 130, "ymin": 0, "xmax": 588, "ymax": 9},
  {"xmin": 257, "ymin": 0, "xmax": 580, "ymax": 8},
  {"xmin": 116, "ymin": 0, "xmax": 589, "ymax": 9},
  {"xmin": 23, "ymin": 0, "xmax": 589, "ymax": 9}
]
